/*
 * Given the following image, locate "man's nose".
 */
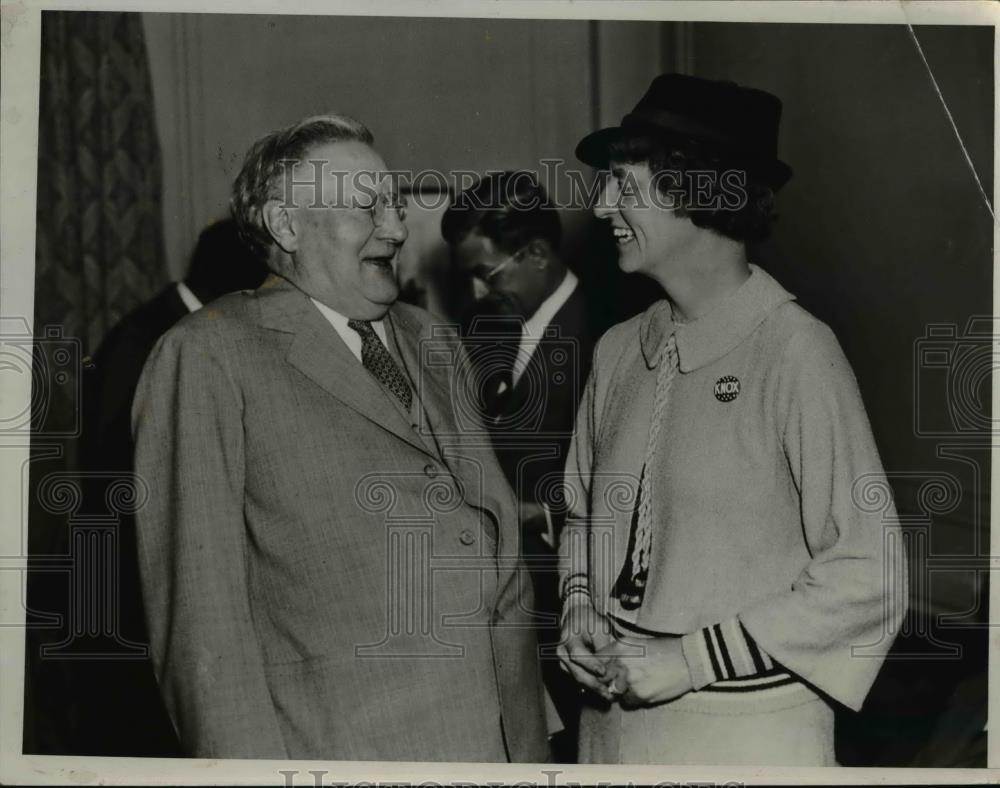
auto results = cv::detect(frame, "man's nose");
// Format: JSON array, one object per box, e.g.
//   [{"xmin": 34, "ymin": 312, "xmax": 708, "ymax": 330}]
[
  {"xmin": 471, "ymin": 277, "xmax": 490, "ymax": 300},
  {"xmin": 376, "ymin": 209, "xmax": 408, "ymax": 244}
]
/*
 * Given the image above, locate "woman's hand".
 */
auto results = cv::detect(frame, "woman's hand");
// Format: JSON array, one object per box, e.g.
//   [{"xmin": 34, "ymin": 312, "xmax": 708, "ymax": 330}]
[
  {"xmin": 557, "ymin": 596, "xmax": 617, "ymax": 700},
  {"xmin": 596, "ymin": 637, "xmax": 694, "ymax": 707}
]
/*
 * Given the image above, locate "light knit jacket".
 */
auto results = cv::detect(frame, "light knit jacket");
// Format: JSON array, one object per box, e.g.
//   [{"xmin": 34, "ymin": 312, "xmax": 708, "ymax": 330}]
[{"xmin": 559, "ymin": 265, "xmax": 907, "ymax": 711}]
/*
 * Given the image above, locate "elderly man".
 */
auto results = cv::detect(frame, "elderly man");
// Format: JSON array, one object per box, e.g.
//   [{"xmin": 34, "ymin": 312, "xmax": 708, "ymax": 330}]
[{"xmin": 132, "ymin": 115, "xmax": 548, "ymax": 762}]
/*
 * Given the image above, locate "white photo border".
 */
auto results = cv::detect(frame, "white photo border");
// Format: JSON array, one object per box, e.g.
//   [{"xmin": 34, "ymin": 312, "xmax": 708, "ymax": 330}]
[{"xmin": 1, "ymin": 1, "xmax": 997, "ymax": 784}]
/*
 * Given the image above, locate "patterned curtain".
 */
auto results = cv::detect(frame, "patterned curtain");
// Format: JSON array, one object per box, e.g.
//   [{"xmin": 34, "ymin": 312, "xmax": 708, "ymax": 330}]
[
  {"xmin": 35, "ymin": 9, "xmax": 166, "ymax": 392},
  {"xmin": 26, "ymin": 11, "xmax": 167, "ymax": 754}
]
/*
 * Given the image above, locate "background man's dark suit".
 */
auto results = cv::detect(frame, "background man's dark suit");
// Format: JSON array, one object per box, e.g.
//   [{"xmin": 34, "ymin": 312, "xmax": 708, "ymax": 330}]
[
  {"xmin": 487, "ymin": 284, "xmax": 595, "ymax": 522},
  {"xmin": 74, "ymin": 220, "xmax": 265, "ymax": 756},
  {"xmin": 466, "ymin": 280, "xmax": 595, "ymax": 758}
]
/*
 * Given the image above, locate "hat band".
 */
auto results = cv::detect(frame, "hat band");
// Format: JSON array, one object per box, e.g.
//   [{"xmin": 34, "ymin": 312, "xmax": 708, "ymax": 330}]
[
  {"xmin": 622, "ymin": 110, "xmax": 781, "ymax": 164},
  {"xmin": 622, "ymin": 110, "xmax": 730, "ymax": 145}
]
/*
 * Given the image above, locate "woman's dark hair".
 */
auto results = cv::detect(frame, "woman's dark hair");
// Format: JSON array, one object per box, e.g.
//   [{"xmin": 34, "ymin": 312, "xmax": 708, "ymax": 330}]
[
  {"xmin": 606, "ymin": 130, "xmax": 777, "ymax": 242},
  {"xmin": 441, "ymin": 171, "xmax": 562, "ymax": 254}
]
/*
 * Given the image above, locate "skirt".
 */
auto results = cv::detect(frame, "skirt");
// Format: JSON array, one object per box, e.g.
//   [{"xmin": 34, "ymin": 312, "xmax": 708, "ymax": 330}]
[{"xmin": 578, "ymin": 674, "xmax": 837, "ymax": 766}]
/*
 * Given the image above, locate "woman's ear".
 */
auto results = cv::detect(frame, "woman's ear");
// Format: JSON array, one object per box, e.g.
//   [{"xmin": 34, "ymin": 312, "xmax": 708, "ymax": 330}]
[{"xmin": 262, "ymin": 200, "xmax": 298, "ymax": 254}]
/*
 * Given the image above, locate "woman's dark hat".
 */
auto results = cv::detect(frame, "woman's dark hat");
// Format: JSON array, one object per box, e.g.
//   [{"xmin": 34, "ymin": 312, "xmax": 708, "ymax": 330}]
[{"xmin": 576, "ymin": 73, "xmax": 793, "ymax": 190}]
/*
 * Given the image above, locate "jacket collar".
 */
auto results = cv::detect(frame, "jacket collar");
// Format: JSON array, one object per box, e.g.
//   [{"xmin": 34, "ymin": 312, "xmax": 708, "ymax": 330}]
[
  {"xmin": 253, "ymin": 275, "xmax": 521, "ymax": 561},
  {"xmin": 254, "ymin": 274, "xmax": 438, "ymax": 458},
  {"xmin": 639, "ymin": 264, "xmax": 795, "ymax": 373}
]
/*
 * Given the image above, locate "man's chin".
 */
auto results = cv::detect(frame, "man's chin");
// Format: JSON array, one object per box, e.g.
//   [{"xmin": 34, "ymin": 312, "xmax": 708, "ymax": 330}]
[{"xmin": 362, "ymin": 279, "xmax": 400, "ymax": 313}]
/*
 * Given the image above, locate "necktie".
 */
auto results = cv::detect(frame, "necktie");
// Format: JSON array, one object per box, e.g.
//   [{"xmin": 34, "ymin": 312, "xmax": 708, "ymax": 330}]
[
  {"xmin": 611, "ymin": 331, "xmax": 679, "ymax": 610},
  {"xmin": 347, "ymin": 319, "xmax": 413, "ymax": 412}
]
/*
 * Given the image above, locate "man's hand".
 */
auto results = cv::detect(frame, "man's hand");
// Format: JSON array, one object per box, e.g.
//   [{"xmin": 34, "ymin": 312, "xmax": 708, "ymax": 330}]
[
  {"xmin": 597, "ymin": 637, "xmax": 694, "ymax": 707},
  {"xmin": 556, "ymin": 596, "xmax": 616, "ymax": 700}
]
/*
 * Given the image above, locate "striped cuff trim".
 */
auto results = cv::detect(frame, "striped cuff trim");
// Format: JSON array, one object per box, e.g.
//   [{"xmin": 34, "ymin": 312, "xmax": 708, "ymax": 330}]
[
  {"xmin": 702, "ymin": 672, "xmax": 796, "ymax": 693},
  {"xmin": 681, "ymin": 616, "xmax": 775, "ymax": 690},
  {"xmin": 680, "ymin": 630, "xmax": 715, "ymax": 691}
]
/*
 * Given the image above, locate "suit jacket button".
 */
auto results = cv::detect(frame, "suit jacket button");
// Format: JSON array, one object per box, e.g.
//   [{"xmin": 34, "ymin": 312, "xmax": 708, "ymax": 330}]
[
  {"xmin": 424, "ymin": 463, "xmax": 439, "ymax": 478},
  {"xmin": 459, "ymin": 529, "xmax": 475, "ymax": 546}
]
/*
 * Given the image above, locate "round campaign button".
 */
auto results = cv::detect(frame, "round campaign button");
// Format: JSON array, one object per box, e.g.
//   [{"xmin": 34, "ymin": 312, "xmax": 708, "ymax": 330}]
[{"xmin": 714, "ymin": 375, "xmax": 741, "ymax": 403}]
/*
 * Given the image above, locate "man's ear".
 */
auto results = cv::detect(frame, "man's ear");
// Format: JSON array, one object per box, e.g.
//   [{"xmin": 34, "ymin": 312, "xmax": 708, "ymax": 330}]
[
  {"xmin": 526, "ymin": 238, "xmax": 550, "ymax": 269},
  {"xmin": 262, "ymin": 200, "xmax": 298, "ymax": 254}
]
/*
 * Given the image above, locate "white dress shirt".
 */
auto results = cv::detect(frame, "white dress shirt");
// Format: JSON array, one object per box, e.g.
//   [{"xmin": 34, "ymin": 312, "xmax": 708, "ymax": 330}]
[
  {"xmin": 511, "ymin": 269, "xmax": 578, "ymax": 386},
  {"xmin": 176, "ymin": 281, "xmax": 203, "ymax": 313},
  {"xmin": 310, "ymin": 297, "xmax": 388, "ymax": 363}
]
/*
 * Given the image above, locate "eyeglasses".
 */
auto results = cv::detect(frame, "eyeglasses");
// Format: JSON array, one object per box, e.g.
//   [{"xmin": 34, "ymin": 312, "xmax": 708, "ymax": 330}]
[
  {"xmin": 367, "ymin": 191, "xmax": 408, "ymax": 227},
  {"xmin": 483, "ymin": 250, "xmax": 521, "ymax": 283},
  {"xmin": 470, "ymin": 248, "xmax": 525, "ymax": 299}
]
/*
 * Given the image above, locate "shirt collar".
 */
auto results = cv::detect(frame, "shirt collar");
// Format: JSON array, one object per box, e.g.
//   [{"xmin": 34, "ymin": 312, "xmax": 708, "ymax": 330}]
[
  {"xmin": 176, "ymin": 281, "xmax": 203, "ymax": 313},
  {"xmin": 310, "ymin": 297, "xmax": 384, "ymax": 329},
  {"xmin": 523, "ymin": 269, "xmax": 578, "ymax": 338},
  {"xmin": 510, "ymin": 270, "xmax": 579, "ymax": 387},
  {"xmin": 309, "ymin": 297, "xmax": 388, "ymax": 356},
  {"xmin": 639, "ymin": 264, "xmax": 795, "ymax": 373}
]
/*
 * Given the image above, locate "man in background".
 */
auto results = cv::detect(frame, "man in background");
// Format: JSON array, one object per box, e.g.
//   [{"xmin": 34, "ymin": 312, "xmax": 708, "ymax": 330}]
[
  {"xmin": 84, "ymin": 219, "xmax": 269, "ymax": 476},
  {"xmin": 73, "ymin": 218, "xmax": 267, "ymax": 756},
  {"xmin": 442, "ymin": 172, "xmax": 597, "ymax": 760}
]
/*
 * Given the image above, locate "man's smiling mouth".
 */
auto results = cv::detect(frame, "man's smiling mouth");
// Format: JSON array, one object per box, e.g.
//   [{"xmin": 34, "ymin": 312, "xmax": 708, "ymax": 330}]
[{"xmin": 363, "ymin": 255, "xmax": 395, "ymax": 270}]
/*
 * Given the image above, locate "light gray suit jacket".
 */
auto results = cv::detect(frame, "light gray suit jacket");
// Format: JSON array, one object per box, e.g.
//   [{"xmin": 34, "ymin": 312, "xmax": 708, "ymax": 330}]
[{"xmin": 132, "ymin": 274, "xmax": 549, "ymax": 761}]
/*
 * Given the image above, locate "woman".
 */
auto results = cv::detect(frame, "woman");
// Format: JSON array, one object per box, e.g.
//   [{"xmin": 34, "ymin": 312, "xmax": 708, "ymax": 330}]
[{"xmin": 557, "ymin": 73, "xmax": 907, "ymax": 765}]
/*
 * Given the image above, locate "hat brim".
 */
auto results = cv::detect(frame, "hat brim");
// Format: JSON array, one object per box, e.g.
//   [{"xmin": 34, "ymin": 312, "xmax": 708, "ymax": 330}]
[{"xmin": 574, "ymin": 124, "xmax": 793, "ymax": 191}]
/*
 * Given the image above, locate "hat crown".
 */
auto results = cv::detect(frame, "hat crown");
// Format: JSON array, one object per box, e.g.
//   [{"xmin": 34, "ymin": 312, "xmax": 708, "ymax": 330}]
[
  {"xmin": 574, "ymin": 72, "xmax": 792, "ymax": 189},
  {"xmin": 625, "ymin": 73, "xmax": 784, "ymax": 160}
]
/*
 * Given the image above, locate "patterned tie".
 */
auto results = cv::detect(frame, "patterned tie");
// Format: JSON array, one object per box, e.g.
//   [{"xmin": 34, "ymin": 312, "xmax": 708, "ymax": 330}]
[{"xmin": 347, "ymin": 319, "xmax": 413, "ymax": 412}]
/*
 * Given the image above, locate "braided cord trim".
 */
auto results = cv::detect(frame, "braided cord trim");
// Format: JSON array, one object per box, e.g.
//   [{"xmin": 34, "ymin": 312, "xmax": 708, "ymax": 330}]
[{"xmin": 629, "ymin": 332, "xmax": 679, "ymax": 584}]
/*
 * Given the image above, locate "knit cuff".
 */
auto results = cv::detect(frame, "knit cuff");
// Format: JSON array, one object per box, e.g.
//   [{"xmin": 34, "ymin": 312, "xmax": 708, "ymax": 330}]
[
  {"xmin": 681, "ymin": 617, "xmax": 775, "ymax": 690},
  {"xmin": 559, "ymin": 588, "xmax": 593, "ymax": 628}
]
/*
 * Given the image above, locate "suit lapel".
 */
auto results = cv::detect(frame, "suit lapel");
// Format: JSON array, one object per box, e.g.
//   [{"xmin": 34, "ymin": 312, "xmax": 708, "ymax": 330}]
[
  {"xmin": 506, "ymin": 283, "xmax": 587, "ymax": 410},
  {"xmin": 506, "ymin": 350, "xmax": 539, "ymax": 415},
  {"xmin": 386, "ymin": 306, "xmax": 461, "ymax": 454},
  {"xmin": 390, "ymin": 308, "xmax": 504, "ymax": 545},
  {"xmin": 384, "ymin": 309, "xmax": 449, "ymax": 459},
  {"xmin": 256, "ymin": 276, "xmax": 434, "ymax": 458}
]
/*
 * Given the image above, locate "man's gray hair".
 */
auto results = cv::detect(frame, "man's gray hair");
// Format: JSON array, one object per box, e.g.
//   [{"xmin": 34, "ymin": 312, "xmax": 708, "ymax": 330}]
[{"xmin": 231, "ymin": 113, "xmax": 373, "ymax": 261}]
